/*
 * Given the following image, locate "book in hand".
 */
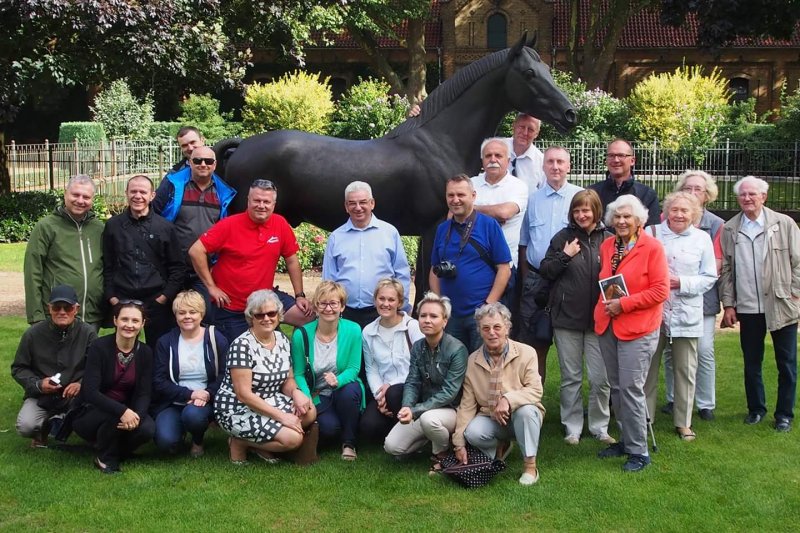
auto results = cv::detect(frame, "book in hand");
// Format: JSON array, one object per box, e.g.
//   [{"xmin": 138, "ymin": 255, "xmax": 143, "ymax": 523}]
[{"xmin": 599, "ymin": 274, "xmax": 629, "ymax": 302}]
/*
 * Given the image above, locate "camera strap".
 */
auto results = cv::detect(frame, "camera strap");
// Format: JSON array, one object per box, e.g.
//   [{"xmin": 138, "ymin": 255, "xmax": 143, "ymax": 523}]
[{"xmin": 443, "ymin": 211, "xmax": 497, "ymax": 273}]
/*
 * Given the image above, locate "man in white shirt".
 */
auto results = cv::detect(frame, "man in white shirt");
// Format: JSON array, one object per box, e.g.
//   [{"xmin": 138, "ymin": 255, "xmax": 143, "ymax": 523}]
[{"xmin": 506, "ymin": 113, "xmax": 546, "ymax": 192}]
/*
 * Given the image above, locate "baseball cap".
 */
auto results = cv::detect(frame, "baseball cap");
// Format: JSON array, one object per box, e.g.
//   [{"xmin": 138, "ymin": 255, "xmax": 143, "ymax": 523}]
[{"xmin": 49, "ymin": 285, "xmax": 79, "ymax": 305}]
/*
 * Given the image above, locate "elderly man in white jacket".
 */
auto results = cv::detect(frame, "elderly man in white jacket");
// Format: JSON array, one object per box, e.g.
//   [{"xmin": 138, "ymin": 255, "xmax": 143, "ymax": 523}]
[{"xmin": 645, "ymin": 191, "xmax": 717, "ymax": 441}]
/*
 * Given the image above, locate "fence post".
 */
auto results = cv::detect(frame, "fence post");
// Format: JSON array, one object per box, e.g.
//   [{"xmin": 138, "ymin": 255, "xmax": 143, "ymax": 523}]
[
  {"xmin": 725, "ymin": 138, "xmax": 730, "ymax": 179},
  {"xmin": 651, "ymin": 140, "xmax": 657, "ymax": 188},
  {"xmin": 794, "ymin": 140, "xmax": 798, "ymax": 180},
  {"xmin": 111, "ymin": 140, "xmax": 117, "ymax": 178},
  {"xmin": 158, "ymin": 143, "xmax": 165, "ymax": 177},
  {"xmin": 46, "ymin": 139, "xmax": 54, "ymax": 190},
  {"xmin": 580, "ymin": 140, "xmax": 585, "ymax": 181},
  {"xmin": 73, "ymin": 139, "xmax": 79, "ymax": 176}
]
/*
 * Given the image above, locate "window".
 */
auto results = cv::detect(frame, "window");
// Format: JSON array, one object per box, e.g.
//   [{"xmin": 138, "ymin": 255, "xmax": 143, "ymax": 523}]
[
  {"xmin": 487, "ymin": 13, "xmax": 507, "ymax": 49},
  {"xmin": 729, "ymin": 77, "xmax": 750, "ymax": 103}
]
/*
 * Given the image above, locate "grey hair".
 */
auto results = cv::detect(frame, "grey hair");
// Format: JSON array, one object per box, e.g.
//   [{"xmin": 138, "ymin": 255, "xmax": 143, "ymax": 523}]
[
  {"xmin": 474, "ymin": 302, "xmax": 512, "ymax": 331},
  {"xmin": 480, "ymin": 137, "xmax": 510, "ymax": 159},
  {"xmin": 604, "ymin": 194, "xmax": 649, "ymax": 227},
  {"xmin": 663, "ymin": 191, "xmax": 703, "ymax": 226},
  {"xmin": 514, "ymin": 113, "xmax": 541, "ymax": 127},
  {"xmin": 415, "ymin": 291, "xmax": 452, "ymax": 321},
  {"xmin": 733, "ymin": 175, "xmax": 769, "ymax": 195},
  {"xmin": 66, "ymin": 174, "xmax": 96, "ymax": 194},
  {"xmin": 674, "ymin": 170, "xmax": 719, "ymax": 204},
  {"xmin": 244, "ymin": 289, "xmax": 285, "ymax": 327},
  {"xmin": 344, "ymin": 181, "xmax": 373, "ymax": 200}
]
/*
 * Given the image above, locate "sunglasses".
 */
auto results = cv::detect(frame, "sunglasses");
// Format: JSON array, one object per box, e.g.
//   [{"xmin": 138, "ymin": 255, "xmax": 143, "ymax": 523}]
[
  {"xmin": 191, "ymin": 157, "xmax": 216, "ymax": 166},
  {"xmin": 252, "ymin": 179, "xmax": 277, "ymax": 191},
  {"xmin": 253, "ymin": 310, "xmax": 279, "ymax": 320},
  {"xmin": 119, "ymin": 299, "xmax": 144, "ymax": 307},
  {"xmin": 50, "ymin": 302, "xmax": 76, "ymax": 312}
]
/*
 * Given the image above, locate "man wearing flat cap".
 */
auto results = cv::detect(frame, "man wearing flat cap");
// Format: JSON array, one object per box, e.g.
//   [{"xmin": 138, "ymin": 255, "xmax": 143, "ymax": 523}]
[{"xmin": 11, "ymin": 285, "xmax": 97, "ymax": 448}]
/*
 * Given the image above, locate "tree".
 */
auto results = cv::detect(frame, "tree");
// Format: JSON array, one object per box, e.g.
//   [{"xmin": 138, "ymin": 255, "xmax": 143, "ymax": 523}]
[
  {"xmin": 565, "ymin": 0, "xmax": 659, "ymax": 90},
  {"xmin": 661, "ymin": 0, "xmax": 800, "ymax": 48}
]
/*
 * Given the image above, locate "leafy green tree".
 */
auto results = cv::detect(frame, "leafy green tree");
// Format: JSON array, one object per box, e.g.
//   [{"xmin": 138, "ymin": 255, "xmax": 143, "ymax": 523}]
[
  {"xmin": 91, "ymin": 80, "xmax": 154, "ymax": 140},
  {"xmin": 178, "ymin": 94, "xmax": 239, "ymax": 141},
  {"xmin": 242, "ymin": 71, "xmax": 334, "ymax": 135},
  {"xmin": 329, "ymin": 78, "xmax": 409, "ymax": 140}
]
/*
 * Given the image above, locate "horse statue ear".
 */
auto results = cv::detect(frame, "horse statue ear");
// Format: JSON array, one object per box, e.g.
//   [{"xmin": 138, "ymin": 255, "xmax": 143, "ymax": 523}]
[
  {"xmin": 509, "ymin": 31, "xmax": 527, "ymax": 58},
  {"xmin": 527, "ymin": 31, "xmax": 538, "ymax": 49}
]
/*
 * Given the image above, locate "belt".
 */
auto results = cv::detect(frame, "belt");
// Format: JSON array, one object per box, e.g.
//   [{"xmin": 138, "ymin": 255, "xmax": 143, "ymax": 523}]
[{"xmin": 527, "ymin": 262, "xmax": 540, "ymax": 274}]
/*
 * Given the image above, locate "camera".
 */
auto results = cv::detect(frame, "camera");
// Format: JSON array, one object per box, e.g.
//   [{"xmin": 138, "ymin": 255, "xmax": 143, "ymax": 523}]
[{"xmin": 433, "ymin": 261, "xmax": 457, "ymax": 279}]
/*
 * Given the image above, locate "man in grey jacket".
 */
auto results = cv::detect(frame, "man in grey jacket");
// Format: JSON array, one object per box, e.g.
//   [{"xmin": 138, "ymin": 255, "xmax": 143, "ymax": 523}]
[
  {"xmin": 720, "ymin": 176, "xmax": 800, "ymax": 432},
  {"xmin": 11, "ymin": 285, "xmax": 97, "ymax": 447}
]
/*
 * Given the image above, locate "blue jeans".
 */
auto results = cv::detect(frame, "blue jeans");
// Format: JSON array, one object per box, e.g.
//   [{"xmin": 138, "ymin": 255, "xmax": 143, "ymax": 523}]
[
  {"xmin": 445, "ymin": 313, "xmax": 481, "ymax": 353},
  {"xmin": 316, "ymin": 382, "xmax": 362, "ymax": 447},
  {"xmin": 154, "ymin": 403, "xmax": 214, "ymax": 451},
  {"xmin": 738, "ymin": 314, "xmax": 797, "ymax": 420},
  {"xmin": 214, "ymin": 307, "xmax": 249, "ymax": 344}
]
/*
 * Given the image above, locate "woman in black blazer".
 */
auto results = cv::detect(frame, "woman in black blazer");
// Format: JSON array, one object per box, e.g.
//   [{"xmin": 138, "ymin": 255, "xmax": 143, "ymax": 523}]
[{"xmin": 73, "ymin": 301, "xmax": 154, "ymax": 473}]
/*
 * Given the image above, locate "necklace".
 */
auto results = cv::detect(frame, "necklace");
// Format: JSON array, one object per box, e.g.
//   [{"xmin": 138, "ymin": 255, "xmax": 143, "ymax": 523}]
[
  {"xmin": 251, "ymin": 329, "xmax": 276, "ymax": 348},
  {"xmin": 316, "ymin": 329, "xmax": 338, "ymax": 344},
  {"xmin": 117, "ymin": 344, "xmax": 135, "ymax": 366}
]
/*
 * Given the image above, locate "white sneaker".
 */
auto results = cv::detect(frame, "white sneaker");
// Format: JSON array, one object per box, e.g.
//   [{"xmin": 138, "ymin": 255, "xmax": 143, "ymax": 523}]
[
  {"xmin": 563, "ymin": 434, "xmax": 580, "ymax": 446},
  {"xmin": 519, "ymin": 468, "xmax": 540, "ymax": 485},
  {"xmin": 594, "ymin": 433, "xmax": 617, "ymax": 445}
]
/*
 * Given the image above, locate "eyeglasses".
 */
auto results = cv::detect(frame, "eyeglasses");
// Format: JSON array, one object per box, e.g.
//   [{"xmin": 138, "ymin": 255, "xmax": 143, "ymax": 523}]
[
  {"xmin": 738, "ymin": 192, "xmax": 762, "ymax": 198},
  {"xmin": 253, "ymin": 310, "xmax": 279, "ymax": 320},
  {"xmin": 50, "ymin": 302, "xmax": 76, "ymax": 312},
  {"xmin": 681, "ymin": 186, "xmax": 706, "ymax": 193},
  {"xmin": 317, "ymin": 301, "xmax": 341, "ymax": 310},
  {"xmin": 252, "ymin": 179, "xmax": 277, "ymax": 191},
  {"xmin": 606, "ymin": 153, "xmax": 633, "ymax": 160},
  {"xmin": 191, "ymin": 157, "xmax": 216, "ymax": 166}
]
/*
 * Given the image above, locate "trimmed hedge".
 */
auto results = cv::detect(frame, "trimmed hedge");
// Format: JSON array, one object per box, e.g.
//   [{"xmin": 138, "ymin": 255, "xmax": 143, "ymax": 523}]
[{"xmin": 58, "ymin": 122, "xmax": 107, "ymax": 143}]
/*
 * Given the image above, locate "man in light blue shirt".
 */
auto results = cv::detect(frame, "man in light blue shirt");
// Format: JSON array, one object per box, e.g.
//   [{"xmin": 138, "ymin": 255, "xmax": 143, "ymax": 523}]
[
  {"xmin": 322, "ymin": 181, "xmax": 411, "ymax": 330},
  {"xmin": 518, "ymin": 146, "xmax": 583, "ymax": 382}
]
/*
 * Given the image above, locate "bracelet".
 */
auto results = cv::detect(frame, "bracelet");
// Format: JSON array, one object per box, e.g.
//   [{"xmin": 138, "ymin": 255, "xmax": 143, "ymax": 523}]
[{"xmin": 295, "ymin": 292, "xmax": 306, "ymax": 299}]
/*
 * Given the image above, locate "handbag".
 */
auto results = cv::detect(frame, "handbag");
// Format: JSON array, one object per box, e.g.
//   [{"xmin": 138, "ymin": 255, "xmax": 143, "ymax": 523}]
[
  {"xmin": 439, "ymin": 445, "xmax": 506, "ymax": 488},
  {"xmin": 528, "ymin": 307, "xmax": 554, "ymax": 345}
]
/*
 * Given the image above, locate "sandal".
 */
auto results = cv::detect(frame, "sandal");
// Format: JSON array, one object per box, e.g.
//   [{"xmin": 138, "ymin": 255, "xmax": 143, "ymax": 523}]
[
  {"xmin": 228, "ymin": 437, "xmax": 249, "ymax": 465},
  {"xmin": 428, "ymin": 456, "xmax": 444, "ymax": 477},
  {"xmin": 253, "ymin": 450, "xmax": 281, "ymax": 464},
  {"xmin": 676, "ymin": 427, "xmax": 696, "ymax": 441},
  {"xmin": 341, "ymin": 445, "xmax": 357, "ymax": 461}
]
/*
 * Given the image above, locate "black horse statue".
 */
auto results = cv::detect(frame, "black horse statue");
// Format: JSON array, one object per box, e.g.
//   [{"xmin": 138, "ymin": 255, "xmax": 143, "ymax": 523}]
[
  {"xmin": 215, "ymin": 34, "xmax": 576, "ymax": 232},
  {"xmin": 214, "ymin": 34, "xmax": 576, "ymax": 302}
]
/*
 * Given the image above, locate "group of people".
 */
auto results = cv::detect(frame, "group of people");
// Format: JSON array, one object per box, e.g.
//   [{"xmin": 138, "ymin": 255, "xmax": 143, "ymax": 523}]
[{"xmin": 12, "ymin": 119, "xmax": 799, "ymax": 482}]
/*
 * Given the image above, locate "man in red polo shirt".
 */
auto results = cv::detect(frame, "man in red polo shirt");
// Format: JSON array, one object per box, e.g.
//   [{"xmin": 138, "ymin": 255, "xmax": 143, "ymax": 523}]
[{"xmin": 188, "ymin": 179, "xmax": 313, "ymax": 341}]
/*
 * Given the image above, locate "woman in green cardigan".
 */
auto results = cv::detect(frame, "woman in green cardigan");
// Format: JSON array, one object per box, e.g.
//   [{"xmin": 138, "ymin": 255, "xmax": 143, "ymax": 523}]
[{"xmin": 292, "ymin": 281, "xmax": 364, "ymax": 460}]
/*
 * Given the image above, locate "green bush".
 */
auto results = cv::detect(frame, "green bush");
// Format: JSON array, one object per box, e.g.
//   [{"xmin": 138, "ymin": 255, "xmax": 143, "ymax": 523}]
[
  {"xmin": 401, "ymin": 235, "xmax": 419, "ymax": 273},
  {"xmin": 775, "ymin": 84, "xmax": 800, "ymax": 140},
  {"xmin": 147, "ymin": 122, "xmax": 182, "ymax": 141},
  {"xmin": 329, "ymin": 78, "xmax": 410, "ymax": 140},
  {"xmin": 627, "ymin": 66, "xmax": 730, "ymax": 159},
  {"xmin": 0, "ymin": 190, "xmax": 111, "ymax": 243},
  {"xmin": 57, "ymin": 122, "xmax": 107, "ymax": 143},
  {"xmin": 177, "ymin": 94, "xmax": 240, "ymax": 141},
  {"xmin": 276, "ymin": 223, "xmax": 329, "ymax": 273},
  {"xmin": 91, "ymin": 79, "xmax": 154, "ymax": 139},
  {"xmin": 242, "ymin": 71, "xmax": 334, "ymax": 136}
]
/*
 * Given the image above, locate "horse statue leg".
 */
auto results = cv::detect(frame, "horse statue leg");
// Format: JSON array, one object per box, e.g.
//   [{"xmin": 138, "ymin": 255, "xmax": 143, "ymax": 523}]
[{"xmin": 412, "ymin": 228, "xmax": 436, "ymax": 315}]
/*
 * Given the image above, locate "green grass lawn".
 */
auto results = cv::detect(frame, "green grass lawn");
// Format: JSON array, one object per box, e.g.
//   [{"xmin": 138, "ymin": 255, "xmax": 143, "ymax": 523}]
[
  {"xmin": 0, "ymin": 243, "xmax": 26, "ymax": 272},
  {"xmin": 1, "ymin": 314, "xmax": 797, "ymax": 532}
]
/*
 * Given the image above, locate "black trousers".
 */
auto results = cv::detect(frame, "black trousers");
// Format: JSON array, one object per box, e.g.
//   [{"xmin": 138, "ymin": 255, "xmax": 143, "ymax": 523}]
[
  {"xmin": 73, "ymin": 406, "xmax": 155, "ymax": 468},
  {"xmin": 359, "ymin": 383, "xmax": 404, "ymax": 444}
]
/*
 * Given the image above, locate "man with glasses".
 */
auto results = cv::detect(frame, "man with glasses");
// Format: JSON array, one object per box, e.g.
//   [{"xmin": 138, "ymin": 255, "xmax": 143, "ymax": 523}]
[
  {"xmin": 24, "ymin": 174, "xmax": 105, "ymax": 329},
  {"xmin": 103, "ymin": 175, "xmax": 185, "ymax": 348},
  {"xmin": 189, "ymin": 179, "xmax": 313, "ymax": 341},
  {"xmin": 12, "ymin": 285, "xmax": 97, "ymax": 448},
  {"xmin": 322, "ymin": 181, "xmax": 411, "ymax": 329},
  {"xmin": 589, "ymin": 139, "xmax": 660, "ymax": 227},
  {"xmin": 153, "ymin": 145, "xmax": 236, "ymax": 319},
  {"xmin": 720, "ymin": 176, "xmax": 800, "ymax": 432},
  {"xmin": 505, "ymin": 113, "xmax": 546, "ymax": 192}
]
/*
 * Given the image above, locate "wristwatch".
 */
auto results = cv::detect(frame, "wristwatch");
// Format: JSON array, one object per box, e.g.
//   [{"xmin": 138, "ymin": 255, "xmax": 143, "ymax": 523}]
[{"xmin": 295, "ymin": 292, "xmax": 306, "ymax": 298}]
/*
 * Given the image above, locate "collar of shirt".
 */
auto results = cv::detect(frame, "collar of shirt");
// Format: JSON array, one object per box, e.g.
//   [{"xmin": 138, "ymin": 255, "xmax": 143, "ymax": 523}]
[
  {"xmin": 344, "ymin": 215, "xmax": 379, "ymax": 232},
  {"xmin": 542, "ymin": 181, "xmax": 571, "ymax": 197},
  {"xmin": 475, "ymin": 172, "xmax": 513, "ymax": 188},
  {"xmin": 507, "ymin": 138, "xmax": 539, "ymax": 160},
  {"xmin": 741, "ymin": 210, "xmax": 765, "ymax": 231}
]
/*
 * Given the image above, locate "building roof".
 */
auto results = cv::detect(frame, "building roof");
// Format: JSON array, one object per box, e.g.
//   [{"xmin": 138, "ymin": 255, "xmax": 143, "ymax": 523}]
[{"xmin": 551, "ymin": 0, "xmax": 800, "ymax": 49}]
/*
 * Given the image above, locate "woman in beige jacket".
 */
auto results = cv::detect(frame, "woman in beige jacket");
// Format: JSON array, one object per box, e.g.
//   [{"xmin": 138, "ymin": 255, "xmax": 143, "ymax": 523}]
[{"xmin": 452, "ymin": 302, "xmax": 545, "ymax": 485}]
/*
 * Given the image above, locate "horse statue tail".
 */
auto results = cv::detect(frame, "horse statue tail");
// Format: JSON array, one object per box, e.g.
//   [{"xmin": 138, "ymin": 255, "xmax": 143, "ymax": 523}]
[{"xmin": 212, "ymin": 137, "xmax": 242, "ymax": 180}]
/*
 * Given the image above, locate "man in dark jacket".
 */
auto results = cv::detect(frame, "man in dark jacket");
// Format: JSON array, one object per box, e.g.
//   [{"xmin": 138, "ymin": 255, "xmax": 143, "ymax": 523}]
[
  {"xmin": 12, "ymin": 285, "xmax": 97, "ymax": 448},
  {"xmin": 589, "ymin": 139, "xmax": 661, "ymax": 227},
  {"xmin": 103, "ymin": 175, "xmax": 185, "ymax": 347}
]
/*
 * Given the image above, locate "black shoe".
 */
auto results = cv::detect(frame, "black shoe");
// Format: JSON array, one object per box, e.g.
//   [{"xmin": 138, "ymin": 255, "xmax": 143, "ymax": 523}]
[
  {"xmin": 744, "ymin": 412, "xmax": 764, "ymax": 425},
  {"xmin": 698, "ymin": 409, "xmax": 715, "ymax": 421},
  {"xmin": 660, "ymin": 402, "xmax": 674, "ymax": 415},
  {"xmin": 597, "ymin": 442, "xmax": 626, "ymax": 459},
  {"xmin": 622, "ymin": 454, "xmax": 651, "ymax": 472},
  {"xmin": 774, "ymin": 418, "xmax": 792, "ymax": 432},
  {"xmin": 94, "ymin": 457, "xmax": 120, "ymax": 474}
]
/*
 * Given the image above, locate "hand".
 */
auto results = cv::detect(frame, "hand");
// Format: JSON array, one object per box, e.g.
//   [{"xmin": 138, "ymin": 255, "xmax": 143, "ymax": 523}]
[
  {"xmin": 208, "ymin": 286, "xmax": 230, "ymax": 308},
  {"xmin": 563, "ymin": 237, "xmax": 581, "ymax": 257},
  {"xmin": 62, "ymin": 382, "xmax": 81, "ymax": 399},
  {"xmin": 323, "ymin": 372, "xmax": 339, "ymax": 388},
  {"xmin": 669, "ymin": 274, "xmax": 681, "ymax": 290},
  {"xmin": 721, "ymin": 307, "xmax": 738, "ymax": 328},
  {"xmin": 41, "ymin": 377, "xmax": 63, "ymax": 394},
  {"xmin": 375, "ymin": 384, "xmax": 390, "ymax": 408},
  {"xmin": 604, "ymin": 298, "xmax": 623, "ymax": 317},
  {"xmin": 295, "ymin": 296, "xmax": 314, "ymax": 317},
  {"xmin": 155, "ymin": 294, "xmax": 167, "ymax": 305},
  {"xmin": 292, "ymin": 388, "xmax": 312, "ymax": 416},
  {"xmin": 109, "ymin": 297, "xmax": 120, "ymax": 306},
  {"xmin": 397, "ymin": 407, "xmax": 413, "ymax": 424},
  {"xmin": 408, "ymin": 103, "xmax": 421, "ymax": 117},
  {"xmin": 279, "ymin": 412, "xmax": 304, "ymax": 435},
  {"xmin": 190, "ymin": 389, "xmax": 211, "ymax": 403},
  {"xmin": 118, "ymin": 409, "xmax": 140, "ymax": 431},
  {"xmin": 492, "ymin": 397, "xmax": 511, "ymax": 426},
  {"xmin": 190, "ymin": 398, "xmax": 207, "ymax": 407},
  {"xmin": 455, "ymin": 446, "xmax": 468, "ymax": 465}
]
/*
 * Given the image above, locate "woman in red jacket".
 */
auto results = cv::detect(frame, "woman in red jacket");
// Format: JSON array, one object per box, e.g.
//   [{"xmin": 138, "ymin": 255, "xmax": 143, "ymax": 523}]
[{"xmin": 593, "ymin": 195, "xmax": 669, "ymax": 473}]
